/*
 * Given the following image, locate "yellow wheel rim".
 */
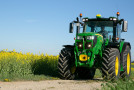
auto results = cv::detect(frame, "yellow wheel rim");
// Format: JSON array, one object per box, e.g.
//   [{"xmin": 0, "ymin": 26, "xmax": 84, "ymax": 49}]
[
  {"xmin": 115, "ymin": 56, "xmax": 119, "ymax": 76},
  {"xmin": 71, "ymin": 66, "xmax": 76, "ymax": 74},
  {"xmin": 127, "ymin": 53, "xmax": 130, "ymax": 75}
]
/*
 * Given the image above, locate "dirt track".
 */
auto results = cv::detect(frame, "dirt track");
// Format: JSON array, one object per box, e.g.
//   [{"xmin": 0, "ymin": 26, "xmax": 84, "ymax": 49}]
[{"xmin": 0, "ymin": 80, "xmax": 103, "ymax": 90}]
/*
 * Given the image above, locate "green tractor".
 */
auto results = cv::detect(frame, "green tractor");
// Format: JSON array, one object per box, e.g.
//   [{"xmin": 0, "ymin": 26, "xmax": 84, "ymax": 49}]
[{"xmin": 58, "ymin": 12, "xmax": 131, "ymax": 80}]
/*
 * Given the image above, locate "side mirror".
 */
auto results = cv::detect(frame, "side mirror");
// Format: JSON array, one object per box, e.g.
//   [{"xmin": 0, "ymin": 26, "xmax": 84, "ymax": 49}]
[
  {"xmin": 122, "ymin": 21, "xmax": 128, "ymax": 32},
  {"xmin": 69, "ymin": 23, "xmax": 74, "ymax": 33}
]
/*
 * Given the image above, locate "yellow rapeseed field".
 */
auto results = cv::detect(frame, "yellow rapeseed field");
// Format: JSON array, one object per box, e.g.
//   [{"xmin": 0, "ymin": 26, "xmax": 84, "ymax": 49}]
[
  {"xmin": 131, "ymin": 68, "xmax": 134, "ymax": 71},
  {"xmin": 0, "ymin": 49, "xmax": 59, "ymax": 79},
  {"xmin": 131, "ymin": 63, "xmax": 134, "ymax": 66},
  {"xmin": 0, "ymin": 49, "xmax": 59, "ymax": 63},
  {"xmin": 131, "ymin": 63, "xmax": 134, "ymax": 71}
]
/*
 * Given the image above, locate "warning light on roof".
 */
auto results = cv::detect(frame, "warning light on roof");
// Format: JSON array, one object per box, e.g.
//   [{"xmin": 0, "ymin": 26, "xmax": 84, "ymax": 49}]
[
  {"xmin": 116, "ymin": 37, "xmax": 119, "ymax": 40},
  {"xmin": 117, "ymin": 12, "xmax": 120, "ymax": 16},
  {"xmin": 96, "ymin": 14, "xmax": 101, "ymax": 18},
  {"xmin": 80, "ymin": 13, "xmax": 82, "ymax": 17}
]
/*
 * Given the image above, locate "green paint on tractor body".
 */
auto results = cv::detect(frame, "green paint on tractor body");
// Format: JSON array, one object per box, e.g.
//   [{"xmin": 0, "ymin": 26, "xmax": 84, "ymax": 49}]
[
  {"xmin": 58, "ymin": 13, "xmax": 131, "ymax": 80},
  {"xmin": 74, "ymin": 32, "xmax": 103, "ymax": 68},
  {"xmin": 69, "ymin": 15, "xmax": 130, "ymax": 72}
]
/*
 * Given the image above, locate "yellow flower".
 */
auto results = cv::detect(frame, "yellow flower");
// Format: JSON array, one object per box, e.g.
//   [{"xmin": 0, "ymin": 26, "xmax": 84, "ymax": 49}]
[
  {"xmin": 131, "ymin": 63, "xmax": 134, "ymax": 65},
  {"xmin": 45, "ymin": 53, "xmax": 49, "ymax": 56},
  {"xmin": 4, "ymin": 79, "xmax": 10, "ymax": 82},
  {"xmin": 20, "ymin": 51, "xmax": 22, "ymax": 54},
  {"xmin": 13, "ymin": 49, "xmax": 16, "ymax": 52},
  {"xmin": 131, "ymin": 68, "xmax": 134, "ymax": 71}
]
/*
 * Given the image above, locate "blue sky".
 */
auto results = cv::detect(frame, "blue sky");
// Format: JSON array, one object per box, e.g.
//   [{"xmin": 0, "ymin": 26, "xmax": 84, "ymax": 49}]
[{"xmin": 0, "ymin": 0, "xmax": 134, "ymax": 59}]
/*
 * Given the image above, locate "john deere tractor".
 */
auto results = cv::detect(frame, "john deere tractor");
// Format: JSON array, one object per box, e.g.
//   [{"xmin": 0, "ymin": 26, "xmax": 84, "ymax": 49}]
[{"xmin": 58, "ymin": 12, "xmax": 131, "ymax": 80}]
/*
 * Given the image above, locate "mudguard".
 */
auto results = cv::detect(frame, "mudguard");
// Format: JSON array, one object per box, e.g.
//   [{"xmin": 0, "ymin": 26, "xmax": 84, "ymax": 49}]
[{"xmin": 63, "ymin": 45, "xmax": 74, "ymax": 48}]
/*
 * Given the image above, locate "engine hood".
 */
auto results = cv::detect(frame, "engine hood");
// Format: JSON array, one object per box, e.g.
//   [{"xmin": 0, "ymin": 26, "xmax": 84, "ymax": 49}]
[
  {"xmin": 76, "ymin": 32, "xmax": 104, "ymax": 48},
  {"xmin": 78, "ymin": 32, "xmax": 103, "ymax": 37}
]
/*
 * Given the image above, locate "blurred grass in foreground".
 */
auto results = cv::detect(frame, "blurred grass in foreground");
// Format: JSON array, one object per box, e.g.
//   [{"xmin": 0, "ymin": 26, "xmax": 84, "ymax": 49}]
[{"xmin": 101, "ymin": 63, "xmax": 134, "ymax": 90}]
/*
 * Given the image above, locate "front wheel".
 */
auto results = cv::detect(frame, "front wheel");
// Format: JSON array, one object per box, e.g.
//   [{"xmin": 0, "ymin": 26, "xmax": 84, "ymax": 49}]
[{"xmin": 58, "ymin": 47, "xmax": 76, "ymax": 80}]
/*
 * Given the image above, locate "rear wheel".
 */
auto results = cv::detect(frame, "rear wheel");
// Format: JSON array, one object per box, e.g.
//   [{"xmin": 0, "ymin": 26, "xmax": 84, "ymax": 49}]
[
  {"xmin": 77, "ymin": 67, "xmax": 96, "ymax": 79},
  {"xmin": 120, "ymin": 46, "xmax": 131, "ymax": 78},
  {"xmin": 102, "ymin": 48, "xmax": 120, "ymax": 80},
  {"xmin": 58, "ymin": 47, "xmax": 76, "ymax": 80}
]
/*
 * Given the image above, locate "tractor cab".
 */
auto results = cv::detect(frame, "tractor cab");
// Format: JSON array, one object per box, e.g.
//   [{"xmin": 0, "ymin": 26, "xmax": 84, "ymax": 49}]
[{"xmin": 70, "ymin": 12, "xmax": 128, "ymax": 43}]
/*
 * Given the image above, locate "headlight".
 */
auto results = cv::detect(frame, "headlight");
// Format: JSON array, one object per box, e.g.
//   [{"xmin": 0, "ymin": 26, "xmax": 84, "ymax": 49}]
[
  {"xmin": 82, "ymin": 19, "xmax": 85, "ymax": 22},
  {"xmin": 77, "ymin": 42, "xmax": 83, "ymax": 49},
  {"xmin": 82, "ymin": 18, "xmax": 88, "ymax": 22},
  {"xmin": 110, "ymin": 18, "xmax": 113, "ymax": 20},
  {"xmin": 85, "ymin": 42, "xmax": 92, "ymax": 49},
  {"xmin": 113, "ymin": 18, "xmax": 117, "ymax": 21},
  {"xmin": 87, "ymin": 36, "xmax": 94, "ymax": 40},
  {"xmin": 77, "ymin": 36, "xmax": 83, "ymax": 40},
  {"xmin": 109, "ymin": 18, "xmax": 117, "ymax": 21}
]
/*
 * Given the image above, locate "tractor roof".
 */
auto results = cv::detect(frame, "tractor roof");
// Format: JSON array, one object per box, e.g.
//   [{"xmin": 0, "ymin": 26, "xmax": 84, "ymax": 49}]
[{"xmin": 82, "ymin": 17, "xmax": 118, "ymax": 22}]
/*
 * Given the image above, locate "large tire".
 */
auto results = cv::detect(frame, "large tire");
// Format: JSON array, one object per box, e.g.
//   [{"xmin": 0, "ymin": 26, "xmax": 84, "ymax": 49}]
[
  {"xmin": 102, "ymin": 48, "xmax": 120, "ymax": 80},
  {"xmin": 77, "ymin": 67, "xmax": 96, "ymax": 79},
  {"xmin": 58, "ymin": 47, "xmax": 76, "ymax": 80},
  {"xmin": 120, "ymin": 46, "xmax": 131, "ymax": 78}
]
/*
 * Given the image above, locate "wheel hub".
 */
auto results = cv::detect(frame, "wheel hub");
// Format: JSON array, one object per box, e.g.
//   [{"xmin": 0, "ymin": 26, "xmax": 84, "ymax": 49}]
[
  {"xmin": 127, "ymin": 53, "xmax": 130, "ymax": 75},
  {"xmin": 115, "ymin": 56, "xmax": 119, "ymax": 76}
]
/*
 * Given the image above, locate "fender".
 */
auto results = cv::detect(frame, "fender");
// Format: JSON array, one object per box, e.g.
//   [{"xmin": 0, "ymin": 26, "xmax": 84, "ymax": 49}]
[{"xmin": 63, "ymin": 45, "xmax": 74, "ymax": 49}]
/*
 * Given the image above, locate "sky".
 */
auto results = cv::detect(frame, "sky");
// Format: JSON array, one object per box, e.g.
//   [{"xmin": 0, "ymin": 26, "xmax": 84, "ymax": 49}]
[{"xmin": 0, "ymin": 0, "xmax": 134, "ymax": 59}]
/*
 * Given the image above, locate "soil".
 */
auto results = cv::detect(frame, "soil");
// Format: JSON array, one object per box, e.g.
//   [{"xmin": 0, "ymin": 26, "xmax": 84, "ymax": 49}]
[{"xmin": 0, "ymin": 79, "xmax": 103, "ymax": 90}]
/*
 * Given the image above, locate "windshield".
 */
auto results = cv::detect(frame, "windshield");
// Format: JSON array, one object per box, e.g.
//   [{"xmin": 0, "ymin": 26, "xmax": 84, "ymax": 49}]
[{"xmin": 83, "ymin": 21, "xmax": 113, "ymax": 39}]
